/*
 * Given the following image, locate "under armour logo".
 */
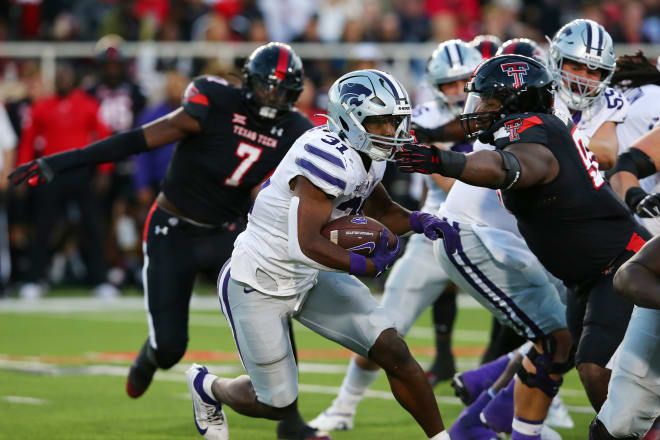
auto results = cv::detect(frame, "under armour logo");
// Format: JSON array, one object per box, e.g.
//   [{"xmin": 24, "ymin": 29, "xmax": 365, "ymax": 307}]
[
  {"xmin": 504, "ymin": 119, "xmax": 522, "ymax": 141},
  {"xmin": 154, "ymin": 225, "xmax": 169, "ymax": 235},
  {"xmin": 501, "ymin": 62, "xmax": 529, "ymax": 89}
]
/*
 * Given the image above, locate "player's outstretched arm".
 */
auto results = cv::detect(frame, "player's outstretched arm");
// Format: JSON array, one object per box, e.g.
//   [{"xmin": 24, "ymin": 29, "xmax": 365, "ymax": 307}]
[
  {"xmin": 614, "ymin": 235, "xmax": 660, "ymax": 309},
  {"xmin": 396, "ymin": 142, "xmax": 558, "ymax": 190},
  {"xmin": 411, "ymin": 119, "xmax": 467, "ymax": 143},
  {"xmin": 291, "ymin": 176, "xmax": 398, "ymax": 277},
  {"xmin": 8, "ymin": 107, "xmax": 200, "ymax": 186},
  {"xmin": 609, "ymin": 125, "xmax": 660, "ymax": 217}
]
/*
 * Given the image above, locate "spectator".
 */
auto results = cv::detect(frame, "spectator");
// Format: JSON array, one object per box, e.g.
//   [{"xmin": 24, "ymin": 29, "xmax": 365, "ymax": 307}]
[
  {"xmin": 427, "ymin": 0, "xmax": 480, "ymax": 42},
  {"xmin": 133, "ymin": 71, "xmax": 188, "ymax": 216},
  {"xmin": 16, "ymin": 63, "xmax": 114, "ymax": 299},
  {"xmin": 0, "ymin": 103, "xmax": 17, "ymax": 297},
  {"xmin": 395, "ymin": 0, "xmax": 431, "ymax": 42},
  {"xmin": 257, "ymin": 0, "xmax": 317, "ymax": 42}
]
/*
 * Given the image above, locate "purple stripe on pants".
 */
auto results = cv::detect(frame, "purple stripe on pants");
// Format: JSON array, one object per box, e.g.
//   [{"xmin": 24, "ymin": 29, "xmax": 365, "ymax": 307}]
[
  {"xmin": 218, "ymin": 261, "xmax": 244, "ymax": 362},
  {"xmin": 446, "ymin": 223, "xmax": 543, "ymax": 339}
]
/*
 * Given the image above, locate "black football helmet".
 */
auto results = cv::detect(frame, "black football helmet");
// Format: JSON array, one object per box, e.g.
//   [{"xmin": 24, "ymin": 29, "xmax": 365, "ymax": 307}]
[
  {"xmin": 242, "ymin": 42, "xmax": 304, "ymax": 120},
  {"xmin": 496, "ymin": 38, "xmax": 546, "ymax": 63},
  {"xmin": 458, "ymin": 54, "xmax": 554, "ymax": 141},
  {"xmin": 469, "ymin": 35, "xmax": 502, "ymax": 60}
]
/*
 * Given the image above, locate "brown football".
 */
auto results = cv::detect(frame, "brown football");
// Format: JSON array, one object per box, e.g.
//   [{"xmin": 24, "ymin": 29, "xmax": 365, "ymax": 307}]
[{"xmin": 321, "ymin": 215, "xmax": 396, "ymax": 256}]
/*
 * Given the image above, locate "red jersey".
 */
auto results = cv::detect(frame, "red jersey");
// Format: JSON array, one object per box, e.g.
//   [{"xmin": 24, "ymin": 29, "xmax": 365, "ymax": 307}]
[{"xmin": 17, "ymin": 89, "xmax": 110, "ymax": 165}]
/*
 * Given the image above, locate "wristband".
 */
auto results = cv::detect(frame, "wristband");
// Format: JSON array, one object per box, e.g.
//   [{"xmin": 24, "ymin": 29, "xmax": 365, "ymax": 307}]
[
  {"xmin": 349, "ymin": 252, "xmax": 368, "ymax": 276},
  {"xmin": 625, "ymin": 186, "xmax": 647, "ymax": 210}
]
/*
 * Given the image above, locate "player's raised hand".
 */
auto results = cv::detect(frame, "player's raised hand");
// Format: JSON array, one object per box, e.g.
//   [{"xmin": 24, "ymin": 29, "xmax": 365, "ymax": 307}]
[
  {"xmin": 370, "ymin": 229, "xmax": 401, "ymax": 277},
  {"xmin": 395, "ymin": 143, "xmax": 441, "ymax": 175},
  {"xmin": 410, "ymin": 211, "xmax": 459, "ymax": 253},
  {"xmin": 8, "ymin": 158, "xmax": 56, "ymax": 186}
]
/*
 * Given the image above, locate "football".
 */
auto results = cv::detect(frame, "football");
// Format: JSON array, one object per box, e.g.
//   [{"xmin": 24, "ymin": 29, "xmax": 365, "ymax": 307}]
[{"xmin": 321, "ymin": 215, "xmax": 396, "ymax": 256}]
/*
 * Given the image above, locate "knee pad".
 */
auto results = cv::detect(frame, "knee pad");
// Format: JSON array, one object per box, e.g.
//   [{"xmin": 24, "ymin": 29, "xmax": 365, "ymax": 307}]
[
  {"xmin": 589, "ymin": 417, "xmax": 638, "ymax": 440},
  {"xmin": 516, "ymin": 346, "xmax": 571, "ymax": 398},
  {"xmin": 153, "ymin": 346, "xmax": 186, "ymax": 369}
]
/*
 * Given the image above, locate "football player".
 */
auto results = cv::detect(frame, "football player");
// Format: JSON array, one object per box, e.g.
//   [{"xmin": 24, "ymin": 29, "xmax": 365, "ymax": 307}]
[
  {"xmin": 609, "ymin": 52, "xmax": 660, "ymax": 235},
  {"xmin": 496, "ymin": 38, "xmax": 546, "ymax": 63},
  {"xmin": 9, "ymin": 43, "xmax": 324, "ymax": 440},
  {"xmin": 308, "ymin": 39, "xmax": 481, "ymax": 433},
  {"xmin": 590, "ymin": 234, "xmax": 660, "ymax": 439},
  {"xmin": 184, "ymin": 69, "xmax": 456, "ymax": 440},
  {"xmin": 548, "ymin": 19, "xmax": 628, "ymax": 170},
  {"xmin": 396, "ymin": 54, "xmax": 650, "ymax": 439}
]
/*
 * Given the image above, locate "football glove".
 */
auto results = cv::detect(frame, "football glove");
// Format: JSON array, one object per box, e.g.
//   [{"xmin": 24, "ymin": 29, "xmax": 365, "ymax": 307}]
[
  {"xmin": 626, "ymin": 187, "xmax": 660, "ymax": 218},
  {"xmin": 410, "ymin": 211, "xmax": 459, "ymax": 254},
  {"xmin": 370, "ymin": 229, "xmax": 401, "ymax": 277},
  {"xmin": 9, "ymin": 158, "xmax": 56, "ymax": 186}
]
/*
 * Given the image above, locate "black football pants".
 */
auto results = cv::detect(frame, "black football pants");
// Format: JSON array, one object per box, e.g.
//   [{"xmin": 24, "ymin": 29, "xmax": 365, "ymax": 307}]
[{"xmin": 141, "ymin": 204, "xmax": 241, "ymax": 369}]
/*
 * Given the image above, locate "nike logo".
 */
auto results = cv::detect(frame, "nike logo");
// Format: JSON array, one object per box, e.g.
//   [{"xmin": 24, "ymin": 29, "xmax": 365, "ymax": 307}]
[{"xmin": 244, "ymin": 287, "xmax": 256, "ymax": 293}]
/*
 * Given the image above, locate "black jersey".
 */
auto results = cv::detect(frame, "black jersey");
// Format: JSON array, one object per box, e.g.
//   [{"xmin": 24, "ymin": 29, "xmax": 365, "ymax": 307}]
[
  {"xmin": 162, "ymin": 76, "xmax": 313, "ymax": 225},
  {"xmin": 493, "ymin": 112, "xmax": 637, "ymax": 284}
]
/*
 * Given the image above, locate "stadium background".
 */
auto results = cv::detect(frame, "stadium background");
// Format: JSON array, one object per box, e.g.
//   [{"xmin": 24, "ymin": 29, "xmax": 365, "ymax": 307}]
[{"xmin": 0, "ymin": 0, "xmax": 659, "ymax": 439}]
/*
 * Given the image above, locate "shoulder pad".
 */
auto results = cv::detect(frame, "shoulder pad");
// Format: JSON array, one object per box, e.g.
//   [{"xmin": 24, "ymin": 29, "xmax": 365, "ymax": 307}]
[
  {"xmin": 294, "ymin": 129, "xmax": 350, "ymax": 198},
  {"xmin": 492, "ymin": 113, "xmax": 548, "ymax": 149}
]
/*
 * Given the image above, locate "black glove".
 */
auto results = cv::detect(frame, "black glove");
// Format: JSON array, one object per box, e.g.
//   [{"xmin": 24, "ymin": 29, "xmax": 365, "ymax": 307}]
[
  {"xmin": 8, "ymin": 158, "xmax": 56, "ymax": 186},
  {"xmin": 626, "ymin": 187, "xmax": 660, "ymax": 218},
  {"xmin": 395, "ymin": 143, "xmax": 442, "ymax": 175},
  {"xmin": 411, "ymin": 122, "xmax": 444, "ymax": 144}
]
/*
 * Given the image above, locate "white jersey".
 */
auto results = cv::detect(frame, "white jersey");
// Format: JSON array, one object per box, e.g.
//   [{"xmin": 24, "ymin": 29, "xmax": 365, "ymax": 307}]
[
  {"xmin": 616, "ymin": 85, "xmax": 660, "ymax": 193},
  {"xmin": 231, "ymin": 126, "xmax": 386, "ymax": 297},
  {"xmin": 412, "ymin": 99, "xmax": 470, "ymax": 214},
  {"xmin": 440, "ymin": 140, "xmax": 520, "ymax": 235},
  {"xmin": 559, "ymin": 87, "xmax": 629, "ymax": 142}
]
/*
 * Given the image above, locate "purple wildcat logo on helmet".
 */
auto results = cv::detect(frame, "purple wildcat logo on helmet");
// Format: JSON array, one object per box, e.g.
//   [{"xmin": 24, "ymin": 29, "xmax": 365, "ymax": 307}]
[
  {"xmin": 340, "ymin": 83, "xmax": 372, "ymax": 107},
  {"xmin": 350, "ymin": 216, "xmax": 368, "ymax": 224}
]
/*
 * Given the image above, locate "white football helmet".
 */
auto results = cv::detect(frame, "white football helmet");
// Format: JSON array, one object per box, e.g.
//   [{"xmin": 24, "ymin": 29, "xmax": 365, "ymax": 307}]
[
  {"xmin": 548, "ymin": 19, "xmax": 616, "ymax": 111},
  {"xmin": 325, "ymin": 69, "xmax": 413, "ymax": 161},
  {"xmin": 426, "ymin": 39, "xmax": 483, "ymax": 114}
]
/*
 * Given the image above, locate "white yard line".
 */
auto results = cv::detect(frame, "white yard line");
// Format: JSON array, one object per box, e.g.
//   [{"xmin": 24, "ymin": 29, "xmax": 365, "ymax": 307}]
[
  {"xmin": 0, "ymin": 358, "xmax": 593, "ymax": 414},
  {"xmin": 3, "ymin": 395, "xmax": 48, "ymax": 405}
]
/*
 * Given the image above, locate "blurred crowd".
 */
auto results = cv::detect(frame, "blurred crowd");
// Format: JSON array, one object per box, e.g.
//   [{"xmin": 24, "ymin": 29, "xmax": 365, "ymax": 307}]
[
  {"xmin": 0, "ymin": 0, "xmax": 658, "ymax": 45},
  {"xmin": 0, "ymin": 0, "xmax": 658, "ymax": 298}
]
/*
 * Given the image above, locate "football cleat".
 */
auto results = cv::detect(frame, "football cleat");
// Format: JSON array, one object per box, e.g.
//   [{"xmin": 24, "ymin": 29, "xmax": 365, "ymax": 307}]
[
  {"xmin": 425, "ymin": 351, "xmax": 456, "ymax": 387},
  {"xmin": 186, "ymin": 364, "xmax": 228, "ymax": 440},
  {"xmin": 276, "ymin": 419, "xmax": 332, "ymax": 440},
  {"xmin": 126, "ymin": 362, "xmax": 155, "ymax": 398},
  {"xmin": 308, "ymin": 405, "xmax": 355, "ymax": 432},
  {"xmin": 545, "ymin": 394, "xmax": 574, "ymax": 429}
]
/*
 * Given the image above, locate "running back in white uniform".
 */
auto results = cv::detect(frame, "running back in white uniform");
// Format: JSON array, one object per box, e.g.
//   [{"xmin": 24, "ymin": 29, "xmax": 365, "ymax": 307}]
[
  {"xmin": 223, "ymin": 125, "xmax": 396, "ymax": 407},
  {"xmin": 231, "ymin": 125, "xmax": 386, "ymax": 297}
]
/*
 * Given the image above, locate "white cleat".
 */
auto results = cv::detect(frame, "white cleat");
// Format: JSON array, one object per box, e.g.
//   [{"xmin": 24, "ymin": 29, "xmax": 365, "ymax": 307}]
[
  {"xmin": 545, "ymin": 395, "xmax": 574, "ymax": 429},
  {"xmin": 308, "ymin": 405, "xmax": 355, "ymax": 432},
  {"xmin": 186, "ymin": 363, "xmax": 229, "ymax": 440},
  {"xmin": 541, "ymin": 424, "xmax": 562, "ymax": 440}
]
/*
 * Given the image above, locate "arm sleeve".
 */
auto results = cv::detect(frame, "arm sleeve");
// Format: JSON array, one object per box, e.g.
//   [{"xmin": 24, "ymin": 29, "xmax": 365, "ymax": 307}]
[{"xmin": 181, "ymin": 76, "xmax": 229, "ymax": 125}]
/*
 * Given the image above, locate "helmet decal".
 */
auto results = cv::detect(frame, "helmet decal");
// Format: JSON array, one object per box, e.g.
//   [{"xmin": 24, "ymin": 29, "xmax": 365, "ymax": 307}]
[
  {"xmin": 501, "ymin": 62, "xmax": 529, "ymax": 88},
  {"xmin": 339, "ymin": 83, "xmax": 373, "ymax": 107}
]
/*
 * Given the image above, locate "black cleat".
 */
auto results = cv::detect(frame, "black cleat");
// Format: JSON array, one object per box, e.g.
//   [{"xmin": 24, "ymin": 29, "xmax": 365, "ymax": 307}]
[
  {"xmin": 277, "ymin": 419, "xmax": 331, "ymax": 440},
  {"xmin": 126, "ymin": 361, "xmax": 156, "ymax": 398}
]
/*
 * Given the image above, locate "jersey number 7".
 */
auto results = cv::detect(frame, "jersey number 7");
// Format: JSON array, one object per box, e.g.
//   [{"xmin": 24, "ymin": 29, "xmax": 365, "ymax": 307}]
[{"xmin": 224, "ymin": 142, "xmax": 263, "ymax": 187}]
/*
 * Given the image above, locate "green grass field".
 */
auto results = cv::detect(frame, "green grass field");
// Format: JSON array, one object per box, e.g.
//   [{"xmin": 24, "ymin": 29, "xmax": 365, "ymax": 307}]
[{"xmin": 0, "ymin": 290, "xmax": 593, "ymax": 439}]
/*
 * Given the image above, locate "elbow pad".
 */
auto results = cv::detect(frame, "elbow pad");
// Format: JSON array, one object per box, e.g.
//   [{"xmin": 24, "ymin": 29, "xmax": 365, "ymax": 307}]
[
  {"xmin": 608, "ymin": 148, "xmax": 657, "ymax": 180},
  {"xmin": 495, "ymin": 150, "xmax": 522, "ymax": 190}
]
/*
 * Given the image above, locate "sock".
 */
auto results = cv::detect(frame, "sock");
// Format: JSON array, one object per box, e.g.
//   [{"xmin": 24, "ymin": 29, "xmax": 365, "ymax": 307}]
[
  {"xmin": 202, "ymin": 373, "xmax": 219, "ymax": 402},
  {"xmin": 511, "ymin": 416, "xmax": 543, "ymax": 440},
  {"xmin": 429, "ymin": 430, "xmax": 451, "ymax": 439},
  {"xmin": 334, "ymin": 358, "xmax": 380, "ymax": 411}
]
